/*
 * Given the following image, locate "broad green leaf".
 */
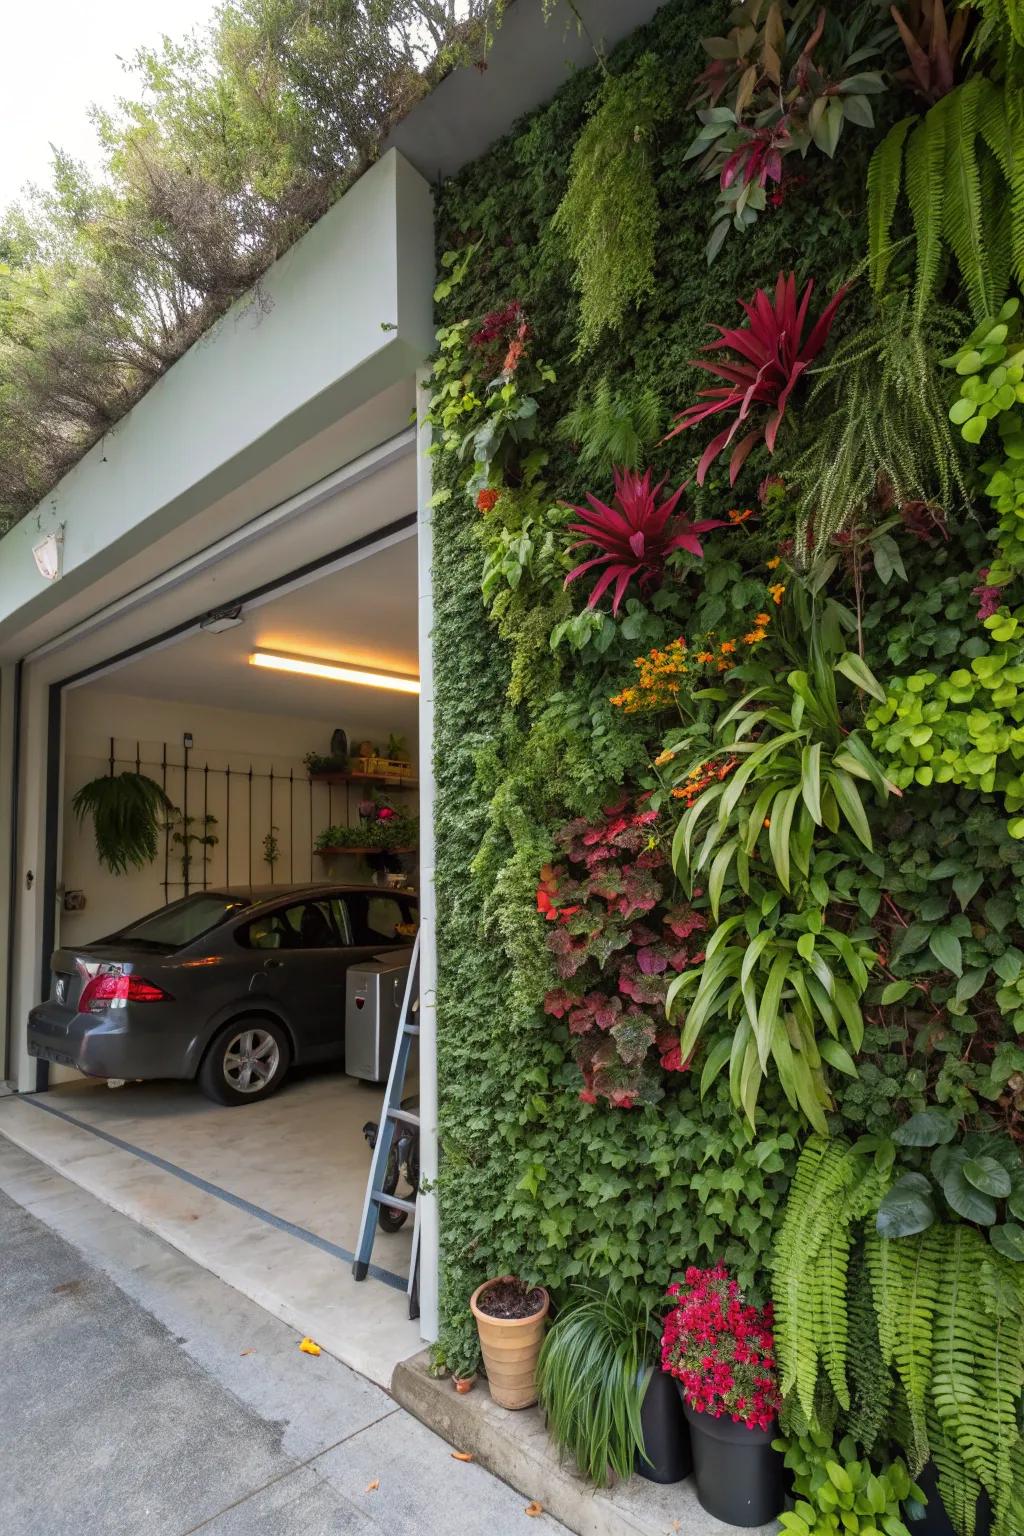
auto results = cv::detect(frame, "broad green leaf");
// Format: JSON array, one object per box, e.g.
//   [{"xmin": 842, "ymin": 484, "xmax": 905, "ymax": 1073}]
[
  {"xmin": 876, "ymin": 1174, "xmax": 936, "ymax": 1239},
  {"xmin": 942, "ymin": 1163, "xmax": 998, "ymax": 1224},
  {"xmin": 893, "ymin": 1110, "xmax": 957, "ymax": 1147},
  {"xmin": 989, "ymin": 1223, "xmax": 1024, "ymax": 1261},
  {"xmin": 963, "ymin": 1156, "xmax": 1012, "ymax": 1198},
  {"xmin": 928, "ymin": 927, "xmax": 963, "ymax": 976},
  {"xmin": 801, "ymin": 742, "xmax": 823, "ymax": 823}
]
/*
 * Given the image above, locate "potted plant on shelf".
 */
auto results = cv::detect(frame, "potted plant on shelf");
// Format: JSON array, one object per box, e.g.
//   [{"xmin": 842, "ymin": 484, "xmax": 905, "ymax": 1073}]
[
  {"xmin": 469, "ymin": 1275, "xmax": 550, "ymax": 1410},
  {"xmin": 661, "ymin": 1264, "xmax": 784, "ymax": 1527},
  {"xmin": 537, "ymin": 1286, "xmax": 691, "ymax": 1487}
]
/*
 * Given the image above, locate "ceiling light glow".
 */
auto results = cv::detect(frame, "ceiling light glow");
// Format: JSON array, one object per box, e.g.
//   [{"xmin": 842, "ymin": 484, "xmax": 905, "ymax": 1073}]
[{"xmin": 249, "ymin": 651, "xmax": 419, "ymax": 694}]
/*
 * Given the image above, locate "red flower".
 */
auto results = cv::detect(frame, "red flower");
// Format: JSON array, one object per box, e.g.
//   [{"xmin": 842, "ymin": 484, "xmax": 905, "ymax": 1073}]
[
  {"xmin": 666, "ymin": 273, "xmax": 848, "ymax": 485},
  {"xmin": 564, "ymin": 468, "xmax": 726, "ymax": 614},
  {"xmin": 476, "ymin": 488, "xmax": 501, "ymax": 513},
  {"xmin": 377, "ymin": 806, "xmax": 395, "ymax": 821},
  {"xmin": 661, "ymin": 1264, "xmax": 780, "ymax": 1430}
]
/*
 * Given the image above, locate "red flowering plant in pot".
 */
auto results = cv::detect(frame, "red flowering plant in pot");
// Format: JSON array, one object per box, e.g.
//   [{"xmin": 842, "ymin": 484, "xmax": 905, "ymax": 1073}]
[
  {"xmin": 661, "ymin": 1265, "xmax": 785, "ymax": 1527},
  {"xmin": 538, "ymin": 800, "xmax": 706, "ymax": 1107}
]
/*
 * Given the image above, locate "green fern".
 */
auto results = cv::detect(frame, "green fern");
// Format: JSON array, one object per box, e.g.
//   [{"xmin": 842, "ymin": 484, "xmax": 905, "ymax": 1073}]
[
  {"xmin": 868, "ymin": 116, "xmax": 913, "ymax": 295},
  {"xmin": 552, "ymin": 54, "xmax": 669, "ymax": 354},
  {"xmin": 772, "ymin": 1137, "xmax": 885, "ymax": 1423},
  {"xmin": 794, "ymin": 295, "xmax": 969, "ymax": 555},
  {"xmin": 845, "ymin": 1244, "xmax": 893, "ymax": 1456},
  {"xmin": 71, "ymin": 772, "xmax": 175, "ymax": 875},
  {"xmin": 865, "ymin": 1224, "xmax": 943, "ymax": 1473},
  {"xmin": 866, "ymin": 73, "xmax": 1019, "ymax": 321},
  {"xmin": 556, "ymin": 378, "xmax": 663, "ymax": 475}
]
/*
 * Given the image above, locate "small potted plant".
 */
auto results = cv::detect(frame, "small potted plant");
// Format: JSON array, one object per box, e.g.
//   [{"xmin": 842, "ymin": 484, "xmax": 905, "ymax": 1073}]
[
  {"xmin": 537, "ymin": 1285, "xmax": 691, "ymax": 1487},
  {"xmin": 469, "ymin": 1275, "xmax": 550, "ymax": 1410},
  {"xmin": 661, "ymin": 1264, "xmax": 784, "ymax": 1527}
]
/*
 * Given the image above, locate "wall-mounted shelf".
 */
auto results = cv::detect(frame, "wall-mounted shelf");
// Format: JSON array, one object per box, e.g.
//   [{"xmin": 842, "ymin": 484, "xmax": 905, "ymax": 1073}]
[
  {"xmin": 308, "ymin": 770, "xmax": 418, "ymax": 789},
  {"xmin": 315, "ymin": 846, "xmax": 417, "ymax": 857}
]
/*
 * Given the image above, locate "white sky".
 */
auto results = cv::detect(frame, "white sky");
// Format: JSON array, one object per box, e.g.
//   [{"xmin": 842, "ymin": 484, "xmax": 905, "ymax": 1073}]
[{"xmin": 1, "ymin": 0, "xmax": 219, "ymax": 209}]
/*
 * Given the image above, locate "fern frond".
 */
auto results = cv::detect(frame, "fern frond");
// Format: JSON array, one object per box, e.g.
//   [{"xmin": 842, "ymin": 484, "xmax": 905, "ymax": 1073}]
[
  {"xmin": 942, "ymin": 78, "xmax": 995, "ymax": 320},
  {"xmin": 868, "ymin": 116, "xmax": 914, "ymax": 295},
  {"xmin": 906, "ymin": 108, "xmax": 948, "ymax": 321},
  {"xmin": 865, "ymin": 1224, "xmax": 942, "ymax": 1472}
]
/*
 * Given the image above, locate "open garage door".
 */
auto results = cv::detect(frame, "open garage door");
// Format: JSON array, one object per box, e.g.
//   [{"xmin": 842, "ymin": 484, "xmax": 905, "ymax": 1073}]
[{"xmin": 2, "ymin": 526, "xmax": 427, "ymax": 1386}]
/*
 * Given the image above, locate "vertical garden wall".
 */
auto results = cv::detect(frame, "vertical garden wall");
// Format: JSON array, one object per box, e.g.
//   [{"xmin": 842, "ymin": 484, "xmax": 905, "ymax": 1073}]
[{"xmin": 429, "ymin": 2, "xmax": 1024, "ymax": 1529}]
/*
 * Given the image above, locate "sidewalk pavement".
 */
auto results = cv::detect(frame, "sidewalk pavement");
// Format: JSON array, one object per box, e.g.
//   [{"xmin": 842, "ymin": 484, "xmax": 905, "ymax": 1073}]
[{"xmin": 0, "ymin": 1138, "xmax": 565, "ymax": 1536}]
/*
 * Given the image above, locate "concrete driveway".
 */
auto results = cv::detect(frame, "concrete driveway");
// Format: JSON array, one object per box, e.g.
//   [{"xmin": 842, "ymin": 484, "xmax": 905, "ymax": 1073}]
[{"xmin": 0, "ymin": 1138, "xmax": 565, "ymax": 1536}]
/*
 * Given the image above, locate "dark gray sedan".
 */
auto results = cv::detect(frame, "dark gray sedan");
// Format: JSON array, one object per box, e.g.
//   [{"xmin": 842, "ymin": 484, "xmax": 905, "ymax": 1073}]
[{"xmin": 28, "ymin": 882, "xmax": 418, "ymax": 1106}]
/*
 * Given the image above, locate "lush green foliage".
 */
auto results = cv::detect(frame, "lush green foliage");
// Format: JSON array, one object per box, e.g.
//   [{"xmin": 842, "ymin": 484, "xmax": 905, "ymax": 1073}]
[
  {"xmin": 536, "ymin": 1286, "xmax": 656, "ymax": 1486},
  {"xmin": 776, "ymin": 1429, "xmax": 920, "ymax": 1536},
  {"xmin": 429, "ymin": 9, "xmax": 1024, "ymax": 1526}
]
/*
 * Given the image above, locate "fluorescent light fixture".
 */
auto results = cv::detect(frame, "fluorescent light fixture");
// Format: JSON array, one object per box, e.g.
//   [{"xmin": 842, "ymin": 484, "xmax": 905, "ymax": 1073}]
[{"xmin": 249, "ymin": 650, "xmax": 420, "ymax": 694}]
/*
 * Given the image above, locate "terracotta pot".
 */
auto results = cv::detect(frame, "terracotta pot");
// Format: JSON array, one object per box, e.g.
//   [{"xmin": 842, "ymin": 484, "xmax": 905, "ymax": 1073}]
[
  {"xmin": 470, "ymin": 1276, "xmax": 550, "ymax": 1410},
  {"xmin": 453, "ymin": 1375, "xmax": 476, "ymax": 1395}
]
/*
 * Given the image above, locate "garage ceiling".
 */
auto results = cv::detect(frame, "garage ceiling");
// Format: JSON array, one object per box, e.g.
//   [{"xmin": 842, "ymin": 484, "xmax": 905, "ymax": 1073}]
[{"xmin": 74, "ymin": 535, "xmax": 420, "ymax": 736}]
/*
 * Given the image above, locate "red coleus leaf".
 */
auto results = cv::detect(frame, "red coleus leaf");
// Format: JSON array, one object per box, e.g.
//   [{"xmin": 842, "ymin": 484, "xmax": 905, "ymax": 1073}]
[
  {"xmin": 666, "ymin": 272, "xmax": 848, "ymax": 484},
  {"xmin": 563, "ymin": 468, "xmax": 726, "ymax": 614}
]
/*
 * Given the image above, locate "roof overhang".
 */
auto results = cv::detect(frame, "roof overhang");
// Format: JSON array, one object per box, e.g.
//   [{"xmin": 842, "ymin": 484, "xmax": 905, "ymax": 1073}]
[{"xmin": 0, "ymin": 150, "xmax": 435, "ymax": 658}]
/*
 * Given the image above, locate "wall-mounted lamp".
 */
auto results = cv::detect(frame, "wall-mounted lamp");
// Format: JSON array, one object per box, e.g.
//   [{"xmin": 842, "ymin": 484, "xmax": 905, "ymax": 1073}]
[
  {"xmin": 249, "ymin": 650, "xmax": 420, "ymax": 695},
  {"xmin": 200, "ymin": 604, "xmax": 244, "ymax": 633}
]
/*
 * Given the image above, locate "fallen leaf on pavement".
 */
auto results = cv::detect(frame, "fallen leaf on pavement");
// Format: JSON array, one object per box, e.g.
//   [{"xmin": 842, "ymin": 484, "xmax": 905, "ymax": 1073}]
[
  {"xmin": 299, "ymin": 1337, "xmax": 321, "ymax": 1356},
  {"xmin": 524, "ymin": 1502, "xmax": 543, "ymax": 1518},
  {"xmin": 451, "ymin": 1451, "xmax": 474, "ymax": 1462},
  {"xmin": 366, "ymin": 1479, "xmax": 380, "ymax": 1493},
  {"xmin": 239, "ymin": 1349, "xmax": 255, "ymax": 1357}
]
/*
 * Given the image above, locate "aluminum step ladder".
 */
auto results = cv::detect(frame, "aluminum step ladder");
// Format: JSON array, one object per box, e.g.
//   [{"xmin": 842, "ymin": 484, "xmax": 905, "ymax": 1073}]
[{"xmin": 353, "ymin": 930, "xmax": 420, "ymax": 1318}]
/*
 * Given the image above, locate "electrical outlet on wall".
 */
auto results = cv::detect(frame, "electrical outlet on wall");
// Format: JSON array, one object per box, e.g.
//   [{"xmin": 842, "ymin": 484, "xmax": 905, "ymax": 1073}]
[{"xmin": 183, "ymin": 732, "xmax": 194, "ymax": 750}]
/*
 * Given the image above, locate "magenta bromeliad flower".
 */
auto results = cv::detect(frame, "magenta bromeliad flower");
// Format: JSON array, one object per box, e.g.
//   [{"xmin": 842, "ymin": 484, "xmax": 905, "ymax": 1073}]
[
  {"xmin": 666, "ymin": 272, "xmax": 848, "ymax": 486},
  {"xmin": 564, "ymin": 468, "xmax": 726, "ymax": 614}
]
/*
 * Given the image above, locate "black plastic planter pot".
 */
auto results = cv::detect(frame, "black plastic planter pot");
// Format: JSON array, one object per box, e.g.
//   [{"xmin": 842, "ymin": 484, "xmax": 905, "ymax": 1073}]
[
  {"xmin": 682, "ymin": 1401, "xmax": 785, "ymax": 1528},
  {"xmin": 905, "ymin": 1463, "xmax": 992, "ymax": 1536},
  {"xmin": 635, "ymin": 1369, "xmax": 692, "ymax": 1485}
]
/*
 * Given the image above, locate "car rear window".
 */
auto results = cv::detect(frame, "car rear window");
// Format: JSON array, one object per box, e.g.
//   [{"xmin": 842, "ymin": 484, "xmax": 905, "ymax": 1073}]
[{"xmin": 115, "ymin": 894, "xmax": 248, "ymax": 951}]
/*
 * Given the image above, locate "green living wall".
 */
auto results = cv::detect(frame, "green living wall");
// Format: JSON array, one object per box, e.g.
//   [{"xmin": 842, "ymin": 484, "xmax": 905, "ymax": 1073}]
[{"xmin": 429, "ymin": 1, "xmax": 1024, "ymax": 1526}]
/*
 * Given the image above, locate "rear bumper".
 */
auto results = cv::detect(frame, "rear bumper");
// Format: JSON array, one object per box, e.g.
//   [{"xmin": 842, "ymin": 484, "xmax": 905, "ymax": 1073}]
[{"xmin": 27, "ymin": 1002, "xmax": 193, "ymax": 1080}]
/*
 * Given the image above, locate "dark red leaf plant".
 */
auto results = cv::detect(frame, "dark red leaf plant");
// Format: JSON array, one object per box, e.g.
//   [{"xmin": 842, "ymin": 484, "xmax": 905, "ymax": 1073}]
[
  {"xmin": 666, "ymin": 271, "xmax": 848, "ymax": 486},
  {"xmin": 537, "ymin": 800, "xmax": 706, "ymax": 1107},
  {"xmin": 562, "ymin": 467, "xmax": 727, "ymax": 614}
]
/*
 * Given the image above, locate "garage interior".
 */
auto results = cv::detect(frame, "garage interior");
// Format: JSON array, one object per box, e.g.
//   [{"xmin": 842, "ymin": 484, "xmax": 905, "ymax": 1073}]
[{"xmin": 0, "ymin": 527, "xmax": 425, "ymax": 1385}]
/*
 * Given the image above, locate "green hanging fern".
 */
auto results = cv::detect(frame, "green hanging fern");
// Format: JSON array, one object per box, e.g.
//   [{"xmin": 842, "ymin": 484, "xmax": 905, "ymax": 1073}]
[
  {"xmin": 865, "ymin": 1223, "xmax": 944, "ymax": 1473},
  {"xmin": 793, "ymin": 293, "xmax": 969, "ymax": 556},
  {"xmin": 536, "ymin": 1285, "xmax": 656, "ymax": 1486},
  {"xmin": 552, "ymin": 54, "xmax": 669, "ymax": 354},
  {"xmin": 772, "ymin": 1137, "xmax": 887, "ymax": 1424},
  {"xmin": 868, "ymin": 75, "xmax": 1021, "ymax": 321},
  {"xmin": 844, "ymin": 1243, "xmax": 893, "ymax": 1456},
  {"xmin": 71, "ymin": 772, "xmax": 175, "ymax": 875}
]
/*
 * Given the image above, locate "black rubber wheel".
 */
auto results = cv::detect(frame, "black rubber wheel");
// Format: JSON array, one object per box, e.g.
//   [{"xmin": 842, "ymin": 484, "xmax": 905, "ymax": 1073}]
[
  {"xmin": 377, "ymin": 1143, "xmax": 408, "ymax": 1232},
  {"xmin": 198, "ymin": 1018, "xmax": 290, "ymax": 1106}
]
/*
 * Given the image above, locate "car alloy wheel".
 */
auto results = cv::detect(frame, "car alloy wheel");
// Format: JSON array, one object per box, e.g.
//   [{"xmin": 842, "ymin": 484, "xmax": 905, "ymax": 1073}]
[{"xmin": 222, "ymin": 1027, "xmax": 280, "ymax": 1094}]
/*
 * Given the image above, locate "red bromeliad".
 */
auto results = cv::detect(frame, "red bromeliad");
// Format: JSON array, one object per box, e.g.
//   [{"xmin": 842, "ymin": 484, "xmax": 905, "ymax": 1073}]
[
  {"xmin": 564, "ymin": 468, "xmax": 726, "ymax": 614},
  {"xmin": 666, "ymin": 272, "xmax": 848, "ymax": 485}
]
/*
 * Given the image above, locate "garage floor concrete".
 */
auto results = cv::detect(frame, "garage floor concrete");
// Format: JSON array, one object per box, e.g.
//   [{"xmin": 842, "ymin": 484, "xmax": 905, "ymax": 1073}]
[
  {"xmin": 0, "ymin": 1140, "xmax": 565, "ymax": 1536},
  {"xmin": 0, "ymin": 1068, "xmax": 421, "ymax": 1386}
]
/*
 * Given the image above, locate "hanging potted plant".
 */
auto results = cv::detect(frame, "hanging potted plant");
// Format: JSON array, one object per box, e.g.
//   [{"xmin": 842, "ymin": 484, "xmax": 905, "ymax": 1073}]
[
  {"xmin": 72, "ymin": 772, "xmax": 175, "ymax": 874},
  {"xmin": 469, "ymin": 1275, "xmax": 550, "ymax": 1410},
  {"xmin": 661, "ymin": 1264, "xmax": 784, "ymax": 1527},
  {"xmin": 537, "ymin": 1285, "xmax": 691, "ymax": 1487}
]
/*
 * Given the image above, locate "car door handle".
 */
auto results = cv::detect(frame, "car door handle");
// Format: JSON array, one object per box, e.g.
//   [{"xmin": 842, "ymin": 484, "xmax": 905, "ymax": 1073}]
[{"xmin": 263, "ymin": 958, "xmax": 284, "ymax": 970}]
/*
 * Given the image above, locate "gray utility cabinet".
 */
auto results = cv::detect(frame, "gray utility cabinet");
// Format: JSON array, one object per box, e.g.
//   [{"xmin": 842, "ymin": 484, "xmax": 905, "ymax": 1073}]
[{"xmin": 345, "ymin": 948, "xmax": 414, "ymax": 1083}]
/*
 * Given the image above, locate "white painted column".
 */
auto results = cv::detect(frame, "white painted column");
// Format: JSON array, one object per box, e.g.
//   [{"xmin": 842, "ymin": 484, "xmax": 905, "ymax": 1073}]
[
  {"xmin": 415, "ymin": 368, "xmax": 440, "ymax": 1342},
  {"xmin": 0, "ymin": 662, "xmax": 18, "ymax": 1083}
]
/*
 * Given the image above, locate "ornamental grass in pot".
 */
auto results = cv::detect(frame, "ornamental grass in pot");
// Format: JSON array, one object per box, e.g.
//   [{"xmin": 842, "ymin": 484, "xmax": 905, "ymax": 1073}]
[
  {"xmin": 662, "ymin": 1264, "xmax": 784, "ymax": 1528},
  {"xmin": 536, "ymin": 1286, "xmax": 692, "ymax": 1488},
  {"xmin": 470, "ymin": 1275, "xmax": 550, "ymax": 1410}
]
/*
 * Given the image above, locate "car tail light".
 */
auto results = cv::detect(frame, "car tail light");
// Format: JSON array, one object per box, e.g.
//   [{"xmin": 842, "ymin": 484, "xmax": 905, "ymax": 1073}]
[{"xmin": 77, "ymin": 974, "xmax": 173, "ymax": 1013}]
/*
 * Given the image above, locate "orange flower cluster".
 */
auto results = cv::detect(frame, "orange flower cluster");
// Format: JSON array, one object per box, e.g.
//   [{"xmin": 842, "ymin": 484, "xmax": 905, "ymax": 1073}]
[
  {"xmin": 476, "ymin": 488, "xmax": 501, "ymax": 513},
  {"xmin": 611, "ymin": 607, "xmax": 776, "ymax": 713},
  {"xmin": 670, "ymin": 755, "xmax": 739, "ymax": 806},
  {"xmin": 610, "ymin": 637, "xmax": 689, "ymax": 713},
  {"xmin": 728, "ymin": 507, "xmax": 754, "ymax": 524}
]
